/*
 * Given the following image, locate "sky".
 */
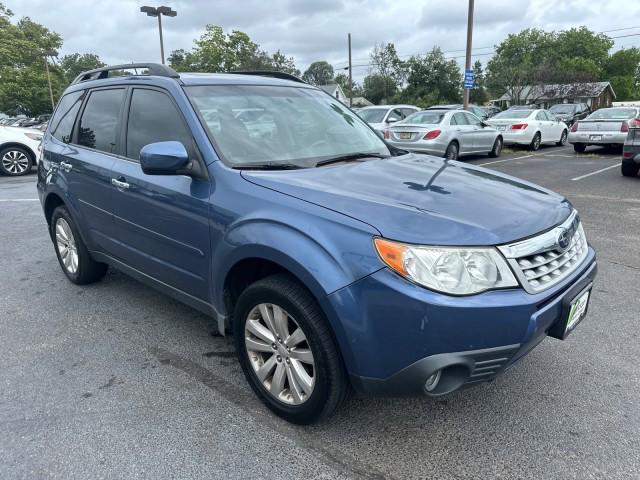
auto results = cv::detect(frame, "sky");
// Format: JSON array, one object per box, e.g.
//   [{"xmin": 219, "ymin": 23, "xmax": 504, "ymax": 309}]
[{"xmin": 6, "ymin": 0, "xmax": 640, "ymax": 82}]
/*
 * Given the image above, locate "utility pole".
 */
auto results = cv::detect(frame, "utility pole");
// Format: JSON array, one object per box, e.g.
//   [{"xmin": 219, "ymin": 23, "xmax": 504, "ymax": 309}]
[
  {"xmin": 463, "ymin": 0, "xmax": 475, "ymax": 110},
  {"xmin": 348, "ymin": 33, "xmax": 353, "ymax": 107},
  {"xmin": 140, "ymin": 6, "xmax": 177, "ymax": 65}
]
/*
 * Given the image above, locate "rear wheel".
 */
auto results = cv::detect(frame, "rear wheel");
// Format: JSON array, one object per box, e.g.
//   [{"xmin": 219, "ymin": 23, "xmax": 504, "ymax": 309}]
[
  {"xmin": 233, "ymin": 274, "xmax": 348, "ymax": 424},
  {"xmin": 444, "ymin": 142, "xmax": 459, "ymax": 160},
  {"xmin": 573, "ymin": 143, "xmax": 587, "ymax": 153},
  {"xmin": 621, "ymin": 160, "xmax": 640, "ymax": 177},
  {"xmin": 0, "ymin": 146, "xmax": 32, "ymax": 176},
  {"xmin": 50, "ymin": 206, "xmax": 108, "ymax": 284},
  {"xmin": 556, "ymin": 129, "xmax": 568, "ymax": 146},
  {"xmin": 488, "ymin": 136, "xmax": 503, "ymax": 158},
  {"xmin": 529, "ymin": 132, "xmax": 541, "ymax": 151}
]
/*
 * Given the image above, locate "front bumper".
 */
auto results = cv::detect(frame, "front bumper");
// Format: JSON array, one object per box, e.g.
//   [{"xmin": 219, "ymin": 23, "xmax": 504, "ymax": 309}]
[
  {"xmin": 324, "ymin": 248, "xmax": 597, "ymax": 396},
  {"xmin": 568, "ymin": 131, "xmax": 627, "ymax": 145}
]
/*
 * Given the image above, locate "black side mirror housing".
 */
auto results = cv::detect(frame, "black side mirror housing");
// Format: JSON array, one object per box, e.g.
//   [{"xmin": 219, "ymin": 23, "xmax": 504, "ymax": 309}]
[{"xmin": 140, "ymin": 141, "xmax": 190, "ymax": 176}]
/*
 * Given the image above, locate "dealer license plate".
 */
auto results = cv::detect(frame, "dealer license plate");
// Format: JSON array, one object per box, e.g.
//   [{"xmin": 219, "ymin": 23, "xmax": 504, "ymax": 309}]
[{"xmin": 565, "ymin": 289, "xmax": 590, "ymax": 335}]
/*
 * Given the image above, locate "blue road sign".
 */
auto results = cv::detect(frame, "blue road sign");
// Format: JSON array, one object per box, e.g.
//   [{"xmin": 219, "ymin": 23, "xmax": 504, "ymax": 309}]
[{"xmin": 464, "ymin": 69, "xmax": 475, "ymax": 89}]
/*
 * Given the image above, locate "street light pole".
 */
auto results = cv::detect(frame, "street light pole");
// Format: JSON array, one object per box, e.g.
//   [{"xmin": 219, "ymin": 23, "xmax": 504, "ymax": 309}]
[
  {"xmin": 348, "ymin": 33, "xmax": 353, "ymax": 107},
  {"xmin": 140, "ymin": 6, "xmax": 177, "ymax": 65},
  {"xmin": 463, "ymin": 0, "xmax": 475, "ymax": 110}
]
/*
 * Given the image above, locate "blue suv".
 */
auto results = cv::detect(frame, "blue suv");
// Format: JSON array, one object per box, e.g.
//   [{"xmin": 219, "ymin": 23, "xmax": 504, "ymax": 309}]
[{"xmin": 38, "ymin": 64, "xmax": 597, "ymax": 424}]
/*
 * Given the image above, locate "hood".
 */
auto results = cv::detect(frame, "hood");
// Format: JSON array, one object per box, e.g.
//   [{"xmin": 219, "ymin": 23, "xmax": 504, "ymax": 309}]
[{"xmin": 241, "ymin": 154, "xmax": 571, "ymax": 246}]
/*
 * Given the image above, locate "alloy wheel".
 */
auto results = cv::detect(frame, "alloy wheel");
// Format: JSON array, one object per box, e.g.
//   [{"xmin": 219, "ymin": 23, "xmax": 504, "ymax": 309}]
[
  {"xmin": 446, "ymin": 144, "xmax": 458, "ymax": 160},
  {"xmin": 1, "ymin": 150, "xmax": 29, "ymax": 174},
  {"xmin": 55, "ymin": 218, "xmax": 79, "ymax": 274},
  {"xmin": 560, "ymin": 131, "xmax": 567, "ymax": 145},
  {"xmin": 244, "ymin": 303, "xmax": 315, "ymax": 405}
]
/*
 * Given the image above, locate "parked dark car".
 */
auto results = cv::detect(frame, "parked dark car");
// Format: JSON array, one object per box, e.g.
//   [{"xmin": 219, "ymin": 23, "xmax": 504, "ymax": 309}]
[
  {"xmin": 549, "ymin": 103, "xmax": 590, "ymax": 127},
  {"xmin": 482, "ymin": 106, "xmax": 501, "ymax": 119},
  {"xmin": 38, "ymin": 63, "xmax": 597, "ymax": 424},
  {"xmin": 622, "ymin": 121, "xmax": 640, "ymax": 177}
]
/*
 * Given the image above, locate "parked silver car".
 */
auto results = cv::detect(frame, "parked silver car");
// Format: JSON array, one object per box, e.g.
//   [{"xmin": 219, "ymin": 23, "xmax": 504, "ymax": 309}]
[
  {"xmin": 384, "ymin": 109, "xmax": 503, "ymax": 160},
  {"xmin": 357, "ymin": 105, "xmax": 420, "ymax": 132},
  {"xmin": 568, "ymin": 107, "xmax": 640, "ymax": 153}
]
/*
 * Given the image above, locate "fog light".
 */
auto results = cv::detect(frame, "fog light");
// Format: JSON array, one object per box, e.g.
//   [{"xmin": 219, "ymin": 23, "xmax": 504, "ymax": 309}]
[{"xmin": 425, "ymin": 370, "xmax": 442, "ymax": 392}]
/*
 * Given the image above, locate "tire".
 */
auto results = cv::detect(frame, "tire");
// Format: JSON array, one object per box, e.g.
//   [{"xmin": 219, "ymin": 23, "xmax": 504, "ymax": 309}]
[
  {"xmin": 444, "ymin": 141, "xmax": 459, "ymax": 160},
  {"xmin": 556, "ymin": 129, "xmax": 568, "ymax": 146},
  {"xmin": 573, "ymin": 143, "xmax": 587, "ymax": 153},
  {"xmin": 50, "ymin": 206, "xmax": 108, "ymax": 285},
  {"xmin": 233, "ymin": 273, "xmax": 348, "ymax": 424},
  {"xmin": 529, "ymin": 132, "xmax": 541, "ymax": 151},
  {"xmin": 0, "ymin": 146, "xmax": 33, "ymax": 176},
  {"xmin": 488, "ymin": 136, "xmax": 503, "ymax": 158},
  {"xmin": 621, "ymin": 160, "xmax": 640, "ymax": 177}
]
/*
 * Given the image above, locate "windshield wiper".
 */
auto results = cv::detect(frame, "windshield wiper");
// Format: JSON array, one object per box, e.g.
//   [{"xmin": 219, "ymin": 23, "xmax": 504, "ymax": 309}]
[
  {"xmin": 233, "ymin": 162, "xmax": 304, "ymax": 170},
  {"xmin": 315, "ymin": 152, "xmax": 389, "ymax": 167}
]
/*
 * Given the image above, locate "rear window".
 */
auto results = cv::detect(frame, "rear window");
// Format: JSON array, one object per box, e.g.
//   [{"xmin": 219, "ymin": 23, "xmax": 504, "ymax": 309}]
[
  {"xmin": 50, "ymin": 91, "xmax": 84, "ymax": 143},
  {"xmin": 492, "ymin": 110, "xmax": 532, "ymax": 119},
  {"xmin": 77, "ymin": 89, "xmax": 125, "ymax": 153},
  {"xmin": 588, "ymin": 108, "xmax": 637, "ymax": 120},
  {"xmin": 400, "ymin": 111, "xmax": 444, "ymax": 125}
]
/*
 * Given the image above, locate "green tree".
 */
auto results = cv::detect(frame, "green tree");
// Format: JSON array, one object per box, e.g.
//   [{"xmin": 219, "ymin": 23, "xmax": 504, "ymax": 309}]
[
  {"xmin": 168, "ymin": 25, "xmax": 299, "ymax": 75},
  {"xmin": 399, "ymin": 47, "xmax": 461, "ymax": 106},
  {"xmin": 0, "ymin": 4, "xmax": 65, "ymax": 115},
  {"xmin": 302, "ymin": 61, "xmax": 334, "ymax": 85},
  {"xmin": 604, "ymin": 48, "xmax": 640, "ymax": 100},
  {"xmin": 59, "ymin": 53, "xmax": 105, "ymax": 84},
  {"xmin": 469, "ymin": 60, "xmax": 488, "ymax": 105},
  {"xmin": 362, "ymin": 74, "xmax": 388, "ymax": 105},
  {"xmin": 369, "ymin": 43, "xmax": 405, "ymax": 101}
]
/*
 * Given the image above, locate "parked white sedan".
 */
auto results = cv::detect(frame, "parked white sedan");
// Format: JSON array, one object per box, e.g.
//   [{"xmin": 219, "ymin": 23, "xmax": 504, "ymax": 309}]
[
  {"xmin": 0, "ymin": 126, "xmax": 43, "ymax": 176},
  {"xmin": 486, "ymin": 109, "xmax": 568, "ymax": 151}
]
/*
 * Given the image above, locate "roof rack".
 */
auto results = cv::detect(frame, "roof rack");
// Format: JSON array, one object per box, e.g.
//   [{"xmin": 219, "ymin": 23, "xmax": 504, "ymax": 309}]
[
  {"xmin": 71, "ymin": 63, "xmax": 180, "ymax": 85},
  {"xmin": 230, "ymin": 70, "xmax": 306, "ymax": 84}
]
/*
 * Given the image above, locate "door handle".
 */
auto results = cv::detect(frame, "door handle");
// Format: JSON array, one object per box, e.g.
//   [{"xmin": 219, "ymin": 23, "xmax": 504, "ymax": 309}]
[
  {"xmin": 60, "ymin": 161, "xmax": 72, "ymax": 172},
  {"xmin": 111, "ymin": 178, "xmax": 130, "ymax": 189}
]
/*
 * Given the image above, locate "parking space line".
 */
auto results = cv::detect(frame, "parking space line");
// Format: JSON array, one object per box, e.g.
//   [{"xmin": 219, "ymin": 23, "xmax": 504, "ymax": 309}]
[
  {"xmin": 0, "ymin": 198, "xmax": 39, "ymax": 202},
  {"xmin": 571, "ymin": 164, "xmax": 620, "ymax": 181},
  {"xmin": 477, "ymin": 154, "xmax": 538, "ymax": 166}
]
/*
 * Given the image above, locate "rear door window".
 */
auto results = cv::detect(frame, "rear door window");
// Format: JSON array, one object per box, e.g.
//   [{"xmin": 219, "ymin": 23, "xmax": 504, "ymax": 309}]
[
  {"xmin": 77, "ymin": 89, "xmax": 125, "ymax": 154},
  {"xmin": 453, "ymin": 113, "xmax": 470, "ymax": 125},
  {"xmin": 125, "ymin": 88, "xmax": 194, "ymax": 161},
  {"xmin": 50, "ymin": 90, "xmax": 84, "ymax": 143}
]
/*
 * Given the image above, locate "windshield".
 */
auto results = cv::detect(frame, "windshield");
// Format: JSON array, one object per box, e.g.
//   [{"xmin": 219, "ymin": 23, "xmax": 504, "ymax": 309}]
[
  {"xmin": 588, "ymin": 108, "xmax": 637, "ymax": 120},
  {"xmin": 187, "ymin": 85, "xmax": 390, "ymax": 167},
  {"xmin": 399, "ymin": 111, "xmax": 445, "ymax": 125},
  {"xmin": 357, "ymin": 108, "xmax": 388, "ymax": 123},
  {"xmin": 492, "ymin": 110, "xmax": 532, "ymax": 119},
  {"xmin": 549, "ymin": 105, "xmax": 576, "ymax": 114}
]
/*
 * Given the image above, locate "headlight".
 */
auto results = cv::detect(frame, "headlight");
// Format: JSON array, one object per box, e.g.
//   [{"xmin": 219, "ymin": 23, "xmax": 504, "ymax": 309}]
[
  {"xmin": 24, "ymin": 132, "xmax": 43, "ymax": 141},
  {"xmin": 374, "ymin": 238, "xmax": 518, "ymax": 295}
]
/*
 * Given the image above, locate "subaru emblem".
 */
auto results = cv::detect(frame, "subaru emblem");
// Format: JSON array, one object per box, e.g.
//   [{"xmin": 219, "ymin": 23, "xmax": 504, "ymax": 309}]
[{"xmin": 557, "ymin": 228, "xmax": 571, "ymax": 251}]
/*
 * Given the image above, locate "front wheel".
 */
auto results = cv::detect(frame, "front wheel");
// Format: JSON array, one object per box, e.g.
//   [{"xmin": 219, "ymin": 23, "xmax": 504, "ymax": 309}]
[
  {"xmin": 50, "ymin": 206, "xmax": 108, "ymax": 284},
  {"xmin": 233, "ymin": 274, "xmax": 349, "ymax": 424},
  {"xmin": 556, "ymin": 129, "xmax": 568, "ymax": 146},
  {"xmin": 0, "ymin": 146, "xmax": 33, "ymax": 176},
  {"xmin": 529, "ymin": 132, "xmax": 541, "ymax": 151},
  {"xmin": 488, "ymin": 136, "xmax": 503, "ymax": 158}
]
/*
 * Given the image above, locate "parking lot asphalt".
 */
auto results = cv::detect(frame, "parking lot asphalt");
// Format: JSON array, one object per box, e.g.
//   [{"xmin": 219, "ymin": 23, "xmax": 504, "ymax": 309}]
[{"xmin": 1, "ymin": 146, "xmax": 638, "ymax": 480}]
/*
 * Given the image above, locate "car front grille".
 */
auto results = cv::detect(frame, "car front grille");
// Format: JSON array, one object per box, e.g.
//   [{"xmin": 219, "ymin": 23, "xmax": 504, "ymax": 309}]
[{"xmin": 498, "ymin": 211, "xmax": 589, "ymax": 294}]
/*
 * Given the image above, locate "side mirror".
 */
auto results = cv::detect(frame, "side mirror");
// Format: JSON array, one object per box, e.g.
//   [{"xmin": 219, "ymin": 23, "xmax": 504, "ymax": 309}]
[
  {"xmin": 140, "ymin": 141, "xmax": 190, "ymax": 176},
  {"xmin": 387, "ymin": 116, "xmax": 400, "ymax": 124},
  {"xmin": 480, "ymin": 121, "xmax": 489, "ymax": 128}
]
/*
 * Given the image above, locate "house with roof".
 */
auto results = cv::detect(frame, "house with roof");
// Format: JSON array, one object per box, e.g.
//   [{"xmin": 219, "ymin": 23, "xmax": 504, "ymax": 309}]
[
  {"xmin": 493, "ymin": 82, "xmax": 616, "ymax": 110},
  {"xmin": 318, "ymin": 84, "xmax": 348, "ymax": 104}
]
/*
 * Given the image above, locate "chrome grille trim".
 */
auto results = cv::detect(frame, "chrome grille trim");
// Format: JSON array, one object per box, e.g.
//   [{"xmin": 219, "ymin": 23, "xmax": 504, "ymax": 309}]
[{"xmin": 498, "ymin": 211, "xmax": 589, "ymax": 294}]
